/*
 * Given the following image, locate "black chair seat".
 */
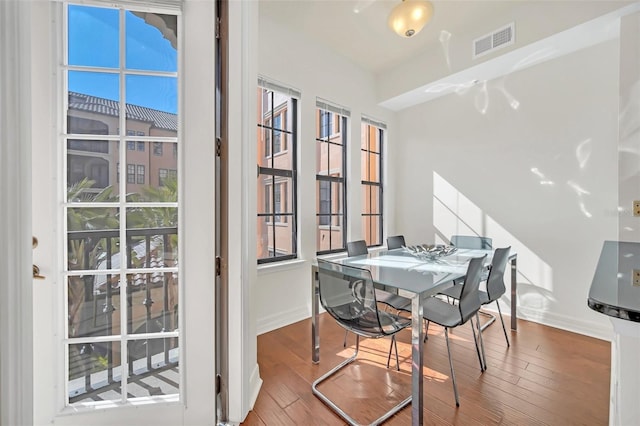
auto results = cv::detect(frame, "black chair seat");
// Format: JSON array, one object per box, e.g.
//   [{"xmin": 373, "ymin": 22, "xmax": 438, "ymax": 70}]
[
  {"xmin": 422, "ymin": 297, "xmax": 466, "ymax": 328},
  {"xmin": 376, "ymin": 289, "xmax": 411, "ymax": 312},
  {"xmin": 439, "ymin": 285, "xmax": 490, "ymax": 304}
]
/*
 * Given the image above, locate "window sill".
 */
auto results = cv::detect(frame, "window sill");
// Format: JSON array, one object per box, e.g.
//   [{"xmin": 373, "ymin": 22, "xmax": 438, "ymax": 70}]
[
  {"xmin": 316, "ymin": 251, "xmax": 347, "ymax": 262},
  {"xmin": 258, "ymin": 258, "xmax": 307, "ymax": 275},
  {"xmin": 265, "ymin": 222, "xmax": 289, "ymax": 227}
]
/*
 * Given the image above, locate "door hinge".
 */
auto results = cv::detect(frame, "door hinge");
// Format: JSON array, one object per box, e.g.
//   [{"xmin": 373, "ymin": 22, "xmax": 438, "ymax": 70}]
[
  {"xmin": 215, "ymin": 17, "xmax": 221, "ymax": 40},
  {"xmin": 215, "ymin": 256, "xmax": 222, "ymax": 276},
  {"xmin": 215, "ymin": 373, "xmax": 222, "ymax": 394},
  {"xmin": 216, "ymin": 137, "xmax": 222, "ymax": 157}
]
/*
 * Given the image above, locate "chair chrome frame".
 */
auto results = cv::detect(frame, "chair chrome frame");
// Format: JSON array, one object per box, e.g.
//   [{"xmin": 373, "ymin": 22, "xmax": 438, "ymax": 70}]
[
  {"xmin": 312, "ymin": 334, "xmax": 411, "ymax": 426},
  {"xmin": 313, "ymin": 259, "xmax": 412, "ymax": 425}
]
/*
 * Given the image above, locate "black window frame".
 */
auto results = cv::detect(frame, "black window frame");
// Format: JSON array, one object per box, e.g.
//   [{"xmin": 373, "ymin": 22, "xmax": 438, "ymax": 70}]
[
  {"xmin": 361, "ymin": 124, "xmax": 384, "ymax": 247},
  {"xmin": 257, "ymin": 88, "xmax": 298, "ymax": 264},
  {"xmin": 316, "ymin": 109, "xmax": 347, "ymax": 255}
]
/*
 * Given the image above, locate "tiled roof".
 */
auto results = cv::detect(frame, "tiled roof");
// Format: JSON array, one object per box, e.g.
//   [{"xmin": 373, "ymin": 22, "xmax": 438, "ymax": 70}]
[{"xmin": 68, "ymin": 91, "xmax": 177, "ymax": 131}]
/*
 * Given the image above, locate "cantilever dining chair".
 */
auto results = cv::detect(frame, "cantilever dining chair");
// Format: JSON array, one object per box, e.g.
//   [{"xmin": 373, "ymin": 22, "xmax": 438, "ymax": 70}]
[
  {"xmin": 343, "ymin": 240, "xmax": 411, "ymax": 355},
  {"xmin": 346, "ymin": 240, "xmax": 411, "ymax": 312},
  {"xmin": 386, "ymin": 235, "xmax": 406, "ymax": 250},
  {"xmin": 447, "ymin": 235, "xmax": 498, "ymax": 326},
  {"xmin": 422, "ymin": 255, "xmax": 487, "ymax": 407},
  {"xmin": 438, "ymin": 247, "xmax": 512, "ymax": 346},
  {"xmin": 313, "ymin": 259, "xmax": 412, "ymax": 425}
]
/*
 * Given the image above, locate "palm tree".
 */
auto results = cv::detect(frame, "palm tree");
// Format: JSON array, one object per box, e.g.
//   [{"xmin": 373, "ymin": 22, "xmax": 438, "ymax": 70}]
[{"xmin": 67, "ymin": 178, "xmax": 120, "ymax": 338}]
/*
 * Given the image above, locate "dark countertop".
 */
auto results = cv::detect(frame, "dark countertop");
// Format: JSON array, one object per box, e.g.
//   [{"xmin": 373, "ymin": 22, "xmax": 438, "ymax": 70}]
[{"xmin": 588, "ymin": 241, "xmax": 640, "ymax": 323}]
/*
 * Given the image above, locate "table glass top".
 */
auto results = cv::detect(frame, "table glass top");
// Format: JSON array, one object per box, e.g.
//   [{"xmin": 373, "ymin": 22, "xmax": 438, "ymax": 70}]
[{"xmin": 333, "ymin": 248, "xmax": 494, "ymax": 296}]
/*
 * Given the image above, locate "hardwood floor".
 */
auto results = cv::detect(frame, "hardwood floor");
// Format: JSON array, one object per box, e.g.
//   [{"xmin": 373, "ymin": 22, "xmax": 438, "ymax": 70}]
[{"xmin": 242, "ymin": 313, "xmax": 610, "ymax": 425}]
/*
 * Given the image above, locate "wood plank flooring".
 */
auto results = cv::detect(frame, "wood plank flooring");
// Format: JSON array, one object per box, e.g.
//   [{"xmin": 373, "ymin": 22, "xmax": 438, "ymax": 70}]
[{"xmin": 242, "ymin": 313, "xmax": 610, "ymax": 425}]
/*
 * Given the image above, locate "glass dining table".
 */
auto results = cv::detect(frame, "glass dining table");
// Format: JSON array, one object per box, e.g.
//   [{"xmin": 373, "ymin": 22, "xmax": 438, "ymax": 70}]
[{"xmin": 311, "ymin": 247, "xmax": 518, "ymax": 425}]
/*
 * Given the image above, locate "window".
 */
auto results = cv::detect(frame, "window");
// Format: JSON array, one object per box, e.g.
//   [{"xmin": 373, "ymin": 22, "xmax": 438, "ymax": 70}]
[
  {"xmin": 264, "ymin": 181, "xmax": 287, "ymax": 223},
  {"xmin": 153, "ymin": 142, "xmax": 163, "ymax": 156},
  {"xmin": 63, "ymin": 2, "xmax": 180, "ymax": 408},
  {"xmin": 263, "ymin": 113, "xmax": 286, "ymax": 157},
  {"xmin": 127, "ymin": 163, "xmax": 135, "ymax": 183},
  {"xmin": 319, "ymin": 110, "xmax": 331, "ymax": 139},
  {"xmin": 316, "ymin": 105, "xmax": 348, "ymax": 254},
  {"xmin": 361, "ymin": 121, "xmax": 384, "ymax": 247},
  {"xmin": 136, "ymin": 164, "xmax": 145, "ymax": 184},
  {"xmin": 273, "ymin": 115, "xmax": 282, "ymax": 154},
  {"xmin": 159, "ymin": 168, "xmax": 167, "ymax": 186},
  {"xmin": 263, "ymin": 119, "xmax": 270, "ymax": 157},
  {"xmin": 257, "ymin": 86, "xmax": 297, "ymax": 263},
  {"xmin": 159, "ymin": 168, "xmax": 176, "ymax": 186}
]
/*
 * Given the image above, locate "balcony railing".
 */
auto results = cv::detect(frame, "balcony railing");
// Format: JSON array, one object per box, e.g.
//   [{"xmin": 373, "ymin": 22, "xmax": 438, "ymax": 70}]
[{"xmin": 67, "ymin": 226, "xmax": 179, "ymax": 403}]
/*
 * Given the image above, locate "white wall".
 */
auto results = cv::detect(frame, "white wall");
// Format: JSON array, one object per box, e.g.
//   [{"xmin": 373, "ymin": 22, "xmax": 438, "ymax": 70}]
[
  {"xmin": 375, "ymin": 1, "xmax": 634, "ymax": 104},
  {"xmin": 618, "ymin": 11, "xmax": 640, "ymax": 242},
  {"xmin": 254, "ymin": 14, "xmax": 396, "ymax": 334},
  {"xmin": 393, "ymin": 39, "xmax": 620, "ymax": 339}
]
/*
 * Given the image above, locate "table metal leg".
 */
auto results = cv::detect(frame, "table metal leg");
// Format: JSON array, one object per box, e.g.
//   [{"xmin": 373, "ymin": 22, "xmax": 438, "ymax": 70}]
[
  {"xmin": 410, "ymin": 293, "xmax": 423, "ymax": 425},
  {"xmin": 312, "ymin": 266, "xmax": 320, "ymax": 363},
  {"xmin": 510, "ymin": 257, "xmax": 517, "ymax": 331}
]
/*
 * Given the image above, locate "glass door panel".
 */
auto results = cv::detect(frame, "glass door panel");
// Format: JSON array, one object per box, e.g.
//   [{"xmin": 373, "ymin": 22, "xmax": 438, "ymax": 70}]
[{"xmin": 64, "ymin": 3, "xmax": 179, "ymax": 406}]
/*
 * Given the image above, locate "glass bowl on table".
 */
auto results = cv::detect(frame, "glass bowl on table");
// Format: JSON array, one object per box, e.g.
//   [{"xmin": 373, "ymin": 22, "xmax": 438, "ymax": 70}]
[{"xmin": 402, "ymin": 244, "xmax": 457, "ymax": 260}]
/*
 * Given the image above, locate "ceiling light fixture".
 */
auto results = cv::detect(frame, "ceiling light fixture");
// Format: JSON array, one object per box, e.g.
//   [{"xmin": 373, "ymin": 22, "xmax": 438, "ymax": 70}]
[{"xmin": 388, "ymin": 0, "xmax": 434, "ymax": 38}]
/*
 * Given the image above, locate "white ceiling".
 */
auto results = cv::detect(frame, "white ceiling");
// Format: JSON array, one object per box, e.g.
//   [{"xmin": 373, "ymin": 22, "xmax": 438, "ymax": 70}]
[
  {"xmin": 259, "ymin": 0, "xmax": 544, "ymax": 74},
  {"xmin": 260, "ymin": 0, "xmax": 639, "ymax": 109}
]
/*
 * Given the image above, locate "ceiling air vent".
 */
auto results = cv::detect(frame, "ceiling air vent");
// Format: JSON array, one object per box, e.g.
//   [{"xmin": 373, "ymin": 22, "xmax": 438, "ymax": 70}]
[{"xmin": 473, "ymin": 23, "xmax": 515, "ymax": 59}]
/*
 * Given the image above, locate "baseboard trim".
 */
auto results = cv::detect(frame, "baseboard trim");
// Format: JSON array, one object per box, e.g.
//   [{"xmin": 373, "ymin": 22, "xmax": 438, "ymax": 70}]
[
  {"xmin": 257, "ymin": 301, "xmax": 615, "ymax": 341},
  {"xmin": 248, "ymin": 364, "xmax": 262, "ymax": 410},
  {"xmin": 230, "ymin": 364, "xmax": 262, "ymax": 425},
  {"xmin": 257, "ymin": 306, "xmax": 309, "ymax": 335},
  {"xmin": 515, "ymin": 305, "xmax": 613, "ymax": 341}
]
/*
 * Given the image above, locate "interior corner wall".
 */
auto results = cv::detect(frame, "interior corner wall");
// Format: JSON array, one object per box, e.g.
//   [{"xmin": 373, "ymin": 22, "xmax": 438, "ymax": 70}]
[
  {"xmin": 253, "ymin": 14, "xmax": 396, "ymax": 334},
  {"xmin": 393, "ymin": 39, "xmax": 620, "ymax": 339},
  {"xmin": 618, "ymin": 11, "xmax": 640, "ymax": 242}
]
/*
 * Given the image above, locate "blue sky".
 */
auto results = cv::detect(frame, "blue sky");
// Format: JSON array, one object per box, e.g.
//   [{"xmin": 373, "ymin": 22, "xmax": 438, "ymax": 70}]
[{"xmin": 68, "ymin": 5, "xmax": 177, "ymax": 113}]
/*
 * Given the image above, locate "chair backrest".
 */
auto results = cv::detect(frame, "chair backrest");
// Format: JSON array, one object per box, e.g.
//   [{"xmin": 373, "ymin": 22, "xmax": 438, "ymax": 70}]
[
  {"xmin": 450, "ymin": 235, "xmax": 493, "ymax": 250},
  {"xmin": 485, "ymin": 246, "xmax": 511, "ymax": 301},
  {"xmin": 386, "ymin": 235, "xmax": 406, "ymax": 250},
  {"xmin": 458, "ymin": 255, "xmax": 487, "ymax": 323},
  {"xmin": 316, "ymin": 259, "xmax": 386, "ymax": 336},
  {"xmin": 347, "ymin": 240, "xmax": 368, "ymax": 257}
]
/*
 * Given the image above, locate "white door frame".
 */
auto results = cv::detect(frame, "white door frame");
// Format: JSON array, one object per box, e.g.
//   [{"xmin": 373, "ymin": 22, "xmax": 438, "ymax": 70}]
[
  {"xmin": 1, "ymin": 1, "xmax": 218, "ymax": 424},
  {"xmin": 0, "ymin": 1, "xmax": 35, "ymax": 424}
]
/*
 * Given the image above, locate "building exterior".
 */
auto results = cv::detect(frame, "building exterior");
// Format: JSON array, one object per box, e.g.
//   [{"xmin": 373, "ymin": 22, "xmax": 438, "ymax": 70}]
[{"xmin": 67, "ymin": 91, "xmax": 178, "ymax": 197}]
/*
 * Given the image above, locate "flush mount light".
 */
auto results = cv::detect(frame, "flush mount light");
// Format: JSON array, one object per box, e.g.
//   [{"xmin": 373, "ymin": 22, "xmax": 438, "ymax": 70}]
[{"xmin": 388, "ymin": 0, "xmax": 434, "ymax": 38}]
